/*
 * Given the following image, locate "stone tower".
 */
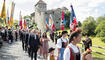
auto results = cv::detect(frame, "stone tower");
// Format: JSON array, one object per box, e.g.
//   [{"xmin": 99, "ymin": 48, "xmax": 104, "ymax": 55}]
[{"xmin": 34, "ymin": 0, "xmax": 47, "ymax": 32}]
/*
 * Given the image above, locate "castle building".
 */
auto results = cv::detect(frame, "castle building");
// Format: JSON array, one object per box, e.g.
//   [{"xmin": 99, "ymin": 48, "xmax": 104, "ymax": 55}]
[{"xmin": 31, "ymin": 0, "xmax": 68, "ymax": 32}]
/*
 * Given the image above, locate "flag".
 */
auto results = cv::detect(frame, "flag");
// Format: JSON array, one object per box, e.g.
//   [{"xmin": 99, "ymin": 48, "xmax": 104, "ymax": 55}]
[
  {"xmin": 23, "ymin": 20, "xmax": 27, "ymax": 29},
  {"xmin": 19, "ymin": 11, "xmax": 23, "ymax": 30},
  {"xmin": 9, "ymin": 2, "xmax": 15, "ymax": 26},
  {"xmin": 7, "ymin": 9, "xmax": 9, "ymax": 24},
  {"xmin": 70, "ymin": 5, "xmax": 78, "ymax": 31},
  {"xmin": 49, "ymin": 16, "xmax": 51, "ymax": 28},
  {"xmin": 49, "ymin": 14, "xmax": 55, "ymax": 33},
  {"xmin": 45, "ymin": 16, "xmax": 49, "ymax": 29},
  {"xmin": 19, "ymin": 11, "xmax": 22, "ymax": 26},
  {"xmin": 61, "ymin": 9, "xmax": 65, "ymax": 31},
  {"xmin": 1, "ymin": 0, "xmax": 6, "ymax": 24}
]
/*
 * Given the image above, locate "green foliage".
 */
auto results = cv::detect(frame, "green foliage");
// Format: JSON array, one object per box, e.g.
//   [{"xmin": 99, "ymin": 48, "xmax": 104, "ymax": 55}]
[
  {"xmin": 0, "ymin": 18, "xmax": 4, "ymax": 24},
  {"xmin": 96, "ymin": 16, "xmax": 105, "ymax": 24},
  {"xmin": 64, "ymin": 11, "xmax": 70, "ymax": 28},
  {"xmin": 95, "ymin": 21, "xmax": 105, "ymax": 37},
  {"xmin": 100, "ymin": 37, "xmax": 105, "ymax": 43},
  {"xmin": 23, "ymin": 15, "xmax": 32, "ymax": 20},
  {"xmin": 78, "ymin": 21, "xmax": 82, "ymax": 27},
  {"xmin": 82, "ymin": 16, "xmax": 96, "ymax": 36},
  {"xmin": 29, "ymin": 22, "xmax": 37, "ymax": 29}
]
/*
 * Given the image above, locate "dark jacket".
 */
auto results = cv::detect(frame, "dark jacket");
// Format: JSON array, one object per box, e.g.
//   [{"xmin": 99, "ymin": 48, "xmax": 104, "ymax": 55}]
[
  {"xmin": 20, "ymin": 30, "xmax": 23, "ymax": 40},
  {"xmin": 29, "ymin": 34, "xmax": 41, "ymax": 50},
  {"xmin": 8, "ymin": 30, "xmax": 13, "ymax": 40},
  {"xmin": 84, "ymin": 38, "xmax": 92, "ymax": 48},
  {"xmin": 25, "ymin": 32, "xmax": 29, "ymax": 44}
]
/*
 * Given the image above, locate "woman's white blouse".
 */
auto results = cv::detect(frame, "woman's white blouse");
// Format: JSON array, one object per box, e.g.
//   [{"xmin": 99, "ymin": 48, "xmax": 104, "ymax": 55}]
[{"xmin": 63, "ymin": 43, "xmax": 81, "ymax": 60}]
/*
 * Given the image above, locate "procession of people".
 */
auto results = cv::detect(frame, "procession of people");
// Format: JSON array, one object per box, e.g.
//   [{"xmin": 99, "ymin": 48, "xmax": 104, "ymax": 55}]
[{"xmin": 0, "ymin": 26, "xmax": 93, "ymax": 60}]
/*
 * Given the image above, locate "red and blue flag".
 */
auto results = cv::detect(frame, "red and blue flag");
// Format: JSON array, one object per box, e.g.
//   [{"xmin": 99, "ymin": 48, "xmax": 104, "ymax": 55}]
[{"xmin": 70, "ymin": 5, "xmax": 78, "ymax": 31}]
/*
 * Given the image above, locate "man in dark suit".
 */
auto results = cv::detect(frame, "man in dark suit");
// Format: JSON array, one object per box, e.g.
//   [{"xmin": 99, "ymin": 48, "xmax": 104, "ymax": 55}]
[
  {"xmin": 24, "ymin": 30, "xmax": 29, "ymax": 52},
  {"xmin": 28, "ymin": 30, "xmax": 41, "ymax": 60},
  {"xmin": 19, "ymin": 30, "xmax": 23, "ymax": 41},
  {"xmin": 8, "ymin": 29, "xmax": 13, "ymax": 43},
  {"xmin": 4, "ymin": 27, "xmax": 8, "ymax": 41},
  {"xmin": 21, "ymin": 30, "xmax": 25, "ymax": 51},
  {"xmin": 15, "ymin": 30, "xmax": 18, "ymax": 41},
  {"xmin": 27, "ymin": 29, "xmax": 31, "ymax": 57}
]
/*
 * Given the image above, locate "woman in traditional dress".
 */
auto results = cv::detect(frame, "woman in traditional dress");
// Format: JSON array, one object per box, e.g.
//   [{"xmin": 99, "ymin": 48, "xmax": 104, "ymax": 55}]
[{"xmin": 64, "ymin": 28, "xmax": 82, "ymax": 60}]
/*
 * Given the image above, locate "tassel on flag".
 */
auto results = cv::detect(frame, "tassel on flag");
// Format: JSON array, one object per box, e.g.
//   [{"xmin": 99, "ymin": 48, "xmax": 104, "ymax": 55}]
[{"xmin": 70, "ymin": 5, "xmax": 78, "ymax": 31}]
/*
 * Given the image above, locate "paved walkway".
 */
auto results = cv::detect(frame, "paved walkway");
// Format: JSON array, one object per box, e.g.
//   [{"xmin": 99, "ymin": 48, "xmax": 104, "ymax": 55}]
[
  {"xmin": 0, "ymin": 40, "xmax": 102, "ymax": 60},
  {"xmin": 0, "ymin": 40, "xmax": 57, "ymax": 60},
  {"xmin": 0, "ymin": 41, "xmax": 31, "ymax": 60}
]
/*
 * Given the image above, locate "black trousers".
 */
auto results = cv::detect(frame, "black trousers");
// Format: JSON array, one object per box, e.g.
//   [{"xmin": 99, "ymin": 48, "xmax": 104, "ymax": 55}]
[
  {"xmin": 22, "ymin": 41, "xmax": 24, "ymax": 50},
  {"xmin": 15, "ymin": 35, "xmax": 18, "ymax": 41},
  {"xmin": 85, "ymin": 46, "xmax": 89, "ymax": 51},
  {"xmin": 28, "ymin": 48, "xmax": 31, "ymax": 56},
  {"xmin": 55, "ymin": 38, "xmax": 57, "ymax": 44},
  {"xmin": 25, "ymin": 44, "xmax": 27, "ymax": 52},
  {"xmin": 30, "ymin": 47, "xmax": 39, "ymax": 60}
]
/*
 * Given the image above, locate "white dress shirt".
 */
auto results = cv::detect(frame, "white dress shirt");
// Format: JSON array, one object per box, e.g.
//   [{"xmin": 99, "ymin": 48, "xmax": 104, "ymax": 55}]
[
  {"xmin": 56, "ymin": 37, "xmax": 69, "ymax": 48},
  {"xmin": 63, "ymin": 43, "xmax": 81, "ymax": 60}
]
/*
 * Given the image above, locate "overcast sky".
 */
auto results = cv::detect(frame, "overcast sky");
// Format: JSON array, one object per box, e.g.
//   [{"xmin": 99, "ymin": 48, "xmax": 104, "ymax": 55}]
[{"xmin": 0, "ymin": 0, "xmax": 105, "ymax": 22}]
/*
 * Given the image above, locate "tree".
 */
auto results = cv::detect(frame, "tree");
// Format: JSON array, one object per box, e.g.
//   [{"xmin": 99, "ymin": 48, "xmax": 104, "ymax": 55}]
[
  {"xmin": 95, "ymin": 21, "xmax": 105, "ymax": 37},
  {"xmin": 96, "ymin": 16, "xmax": 105, "ymax": 24},
  {"xmin": 64, "ymin": 11, "xmax": 70, "ymax": 28},
  {"xmin": 82, "ymin": 16, "xmax": 96, "ymax": 36},
  {"xmin": 23, "ymin": 15, "xmax": 32, "ymax": 20},
  {"xmin": 0, "ymin": 18, "xmax": 4, "ymax": 23},
  {"xmin": 78, "ymin": 21, "xmax": 82, "ymax": 27}
]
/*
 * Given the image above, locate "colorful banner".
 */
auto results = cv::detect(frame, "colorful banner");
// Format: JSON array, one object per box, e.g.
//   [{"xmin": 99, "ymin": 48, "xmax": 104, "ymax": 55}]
[
  {"xmin": 9, "ymin": 2, "xmax": 15, "ymax": 26},
  {"xmin": 1, "ymin": 0, "xmax": 6, "ymax": 24}
]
